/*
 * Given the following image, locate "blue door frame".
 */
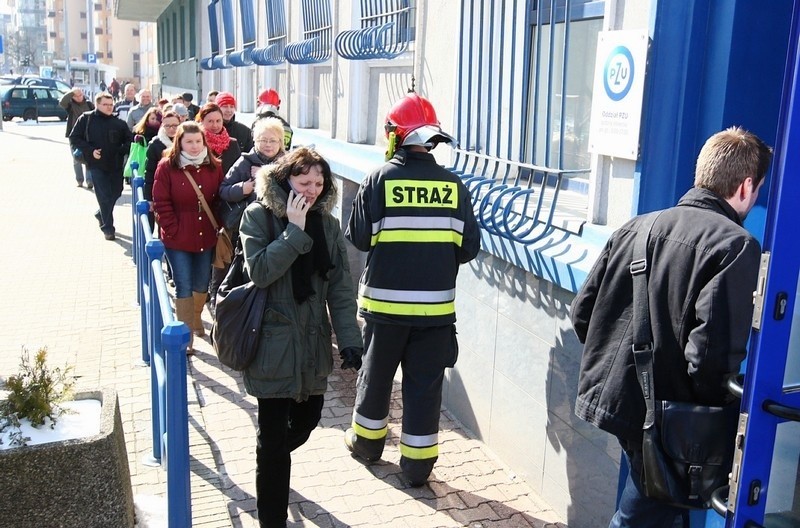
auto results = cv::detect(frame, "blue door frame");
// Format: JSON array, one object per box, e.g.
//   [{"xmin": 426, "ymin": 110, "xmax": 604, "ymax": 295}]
[{"xmin": 726, "ymin": 4, "xmax": 800, "ymax": 526}]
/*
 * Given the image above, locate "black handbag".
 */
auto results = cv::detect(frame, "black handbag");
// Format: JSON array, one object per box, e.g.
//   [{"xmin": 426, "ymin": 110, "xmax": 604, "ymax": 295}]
[
  {"xmin": 211, "ymin": 204, "xmax": 278, "ymax": 371},
  {"xmin": 631, "ymin": 212, "xmax": 739, "ymax": 508},
  {"xmin": 218, "ymin": 194, "xmax": 254, "ymax": 231}
]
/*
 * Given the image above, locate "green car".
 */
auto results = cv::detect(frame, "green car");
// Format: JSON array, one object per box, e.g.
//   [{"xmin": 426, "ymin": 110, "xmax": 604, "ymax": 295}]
[{"xmin": 0, "ymin": 85, "xmax": 68, "ymax": 121}]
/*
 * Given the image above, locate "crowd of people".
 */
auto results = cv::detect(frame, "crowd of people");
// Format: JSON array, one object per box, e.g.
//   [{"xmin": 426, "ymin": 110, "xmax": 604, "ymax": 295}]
[{"xmin": 61, "ymin": 80, "xmax": 773, "ymax": 528}]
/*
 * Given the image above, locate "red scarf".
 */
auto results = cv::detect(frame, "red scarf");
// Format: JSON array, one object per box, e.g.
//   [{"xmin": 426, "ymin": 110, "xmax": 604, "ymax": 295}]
[{"xmin": 205, "ymin": 127, "xmax": 232, "ymax": 155}]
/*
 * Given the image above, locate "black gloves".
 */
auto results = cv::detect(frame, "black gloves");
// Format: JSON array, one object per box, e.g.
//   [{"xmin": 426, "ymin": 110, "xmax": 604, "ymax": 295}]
[{"xmin": 339, "ymin": 347, "xmax": 363, "ymax": 371}]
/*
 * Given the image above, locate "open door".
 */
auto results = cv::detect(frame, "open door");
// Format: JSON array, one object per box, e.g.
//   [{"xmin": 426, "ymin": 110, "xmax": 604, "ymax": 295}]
[{"xmin": 723, "ymin": 8, "xmax": 800, "ymax": 527}]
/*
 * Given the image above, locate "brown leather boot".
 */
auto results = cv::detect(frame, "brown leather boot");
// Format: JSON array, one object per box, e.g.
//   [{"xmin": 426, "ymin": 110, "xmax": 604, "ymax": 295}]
[
  {"xmin": 192, "ymin": 291, "xmax": 207, "ymax": 337},
  {"xmin": 174, "ymin": 297, "xmax": 195, "ymax": 354}
]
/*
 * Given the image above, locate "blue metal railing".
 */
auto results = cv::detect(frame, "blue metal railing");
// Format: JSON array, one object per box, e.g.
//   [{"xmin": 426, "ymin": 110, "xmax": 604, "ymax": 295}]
[
  {"xmin": 334, "ymin": 0, "xmax": 412, "ymax": 60},
  {"xmin": 131, "ymin": 166, "xmax": 192, "ymax": 527},
  {"xmin": 450, "ymin": 149, "xmax": 588, "ymax": 244},
  {"xmin": 284, "ymin": 0, "xmax": 332, "ymax": 64}
]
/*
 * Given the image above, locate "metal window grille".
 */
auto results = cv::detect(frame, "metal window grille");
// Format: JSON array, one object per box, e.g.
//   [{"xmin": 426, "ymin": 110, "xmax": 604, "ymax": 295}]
[
  {"xmin": 284, "ymin": 0, "xmax": 332, "ymax": 64},
  {"xmin": 251, "ymin": 0, "xmax": 287, "ymax": 65},
  {"xmin": 452, "ymin": 0, "xmax": 603, "ymax": 243},
  {"xmin": 335, "ymin": 0, "xmax": 413, "ymax": 61}
]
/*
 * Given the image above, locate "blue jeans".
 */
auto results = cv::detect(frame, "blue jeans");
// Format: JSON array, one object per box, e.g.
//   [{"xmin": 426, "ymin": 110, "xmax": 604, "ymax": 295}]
[
  {"xmin": 87, "ymin": 167, "xmax": 122, "ymax": 234},
  {"xmin": 70, "ymin": 145, "xmax": 91, "ymax": 184},
  {"xmin": 164, "ymin": 248, "xmax": 214, "ymax": 299},
  {"xmin": 610, "ymin": 443, "xmax": 689, "ymax": 528}
]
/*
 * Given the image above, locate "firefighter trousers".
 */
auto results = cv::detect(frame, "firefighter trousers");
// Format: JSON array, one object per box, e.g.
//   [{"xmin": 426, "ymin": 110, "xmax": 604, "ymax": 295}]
[{"xmin": 350, "ymin": 321, "xmax": 458, "ymax": 483}]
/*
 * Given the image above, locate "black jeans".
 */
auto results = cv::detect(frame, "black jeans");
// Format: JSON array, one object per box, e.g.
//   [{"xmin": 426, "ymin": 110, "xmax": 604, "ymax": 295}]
[
  {"xmin": 87, "ymin": 167, "xmax": 123, "ymax": 235},
  {"xmin": 256, "ymin": 395, "xmax": 324, "ymax": 528}
]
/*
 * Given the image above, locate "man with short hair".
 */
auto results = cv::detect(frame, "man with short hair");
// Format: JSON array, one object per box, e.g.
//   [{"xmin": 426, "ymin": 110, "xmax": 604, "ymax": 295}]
[
  {"xmin": 113, "ymin": 83, "xmax": 137, "ymax": 123},
  {"xmin": 571, "ymin": 126, "xmax": 773, "ymax": 528},
  {"xmin": 126, "ymin": 89, "xmax": 154, "ymax": 130},
  {"xmin": 69, "ymin": 93, "xmax": 133, "ymax": 241},
  {"xmin": 215, "ymin": 91, "xmax": 254, "ymax": 152},
  {"xmin": 182, "ymin": 92, "xmax": 200, "ymax": 121},
  {"xmin": 60, "ymin": 87, "xmax": 95, "ymax": 188},
  {"xmin": 205, "ymin": 90, "xmax": 219, "ymax": 105}
]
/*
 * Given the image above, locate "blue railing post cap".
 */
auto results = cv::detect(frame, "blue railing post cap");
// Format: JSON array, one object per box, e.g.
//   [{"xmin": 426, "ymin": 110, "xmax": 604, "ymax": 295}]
[
  {"xmin": 162, "ymin": 321, "xmax": 191, "ymax": 349},
  {"xmin": 145, "ymin": 239, "xmax": 165, "ymax": 259},
  {"xmin": 136, "ymin": 199, "xmax": 150, "ymax": 214},
  {"xmin": 132, "ymin": 174, "xmax": 145, "ymax": 186},
  {"xmin": 131, "ymin": 161, "xmax": 140, "ymax": 170}
]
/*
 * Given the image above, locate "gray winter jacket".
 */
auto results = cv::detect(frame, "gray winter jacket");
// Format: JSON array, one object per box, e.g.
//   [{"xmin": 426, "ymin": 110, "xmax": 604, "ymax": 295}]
[{"xmin": 238, "ymin": 167, "xmax": 362, "ymax": 401}]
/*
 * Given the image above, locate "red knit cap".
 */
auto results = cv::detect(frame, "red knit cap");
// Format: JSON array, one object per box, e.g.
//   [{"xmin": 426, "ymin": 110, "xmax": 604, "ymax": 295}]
[{"xmin": 215, "ymin": 91, "xmax": 237, "ymax": 108}]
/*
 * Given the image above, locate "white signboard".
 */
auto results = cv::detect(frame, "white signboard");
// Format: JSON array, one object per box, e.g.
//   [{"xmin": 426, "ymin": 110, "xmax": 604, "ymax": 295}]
[{"xmin": 588, "ymin": 30, "xmax": 649, "ymax": 160}]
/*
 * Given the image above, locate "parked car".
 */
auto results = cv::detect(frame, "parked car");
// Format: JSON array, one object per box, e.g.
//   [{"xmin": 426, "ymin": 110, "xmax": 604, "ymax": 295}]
[
  {"xmin": 1, "ymin": 76, "xmax": 71, "ymax": 94},
  {"xmin": 0, "ymin": 85, "xmax": 68, "ymax": 121}
]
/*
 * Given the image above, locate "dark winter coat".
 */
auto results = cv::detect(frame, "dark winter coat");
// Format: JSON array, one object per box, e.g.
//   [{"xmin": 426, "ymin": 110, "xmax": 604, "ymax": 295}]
[
  {"xmin": 152, "ymin": 158, "xmax": 224, "ymax": 253},
  {"xmin": 224, "ymin": 118, "xmax": 254, "ymax": 153},
  {"xmin": 346, "ymin": 148, "xmax": 481, "ymax": 327},
  {"xmin": 144, "ymin": 137, "xmax": 170, "ymax": 201},
  {"xmin": 59, "ymin": 92, "xmax": 94, "ymax": 137},
  {"xmin": 218, "ymin": 149, "xmax": 283, "ymax": 228},
  {"xmin": 571, "ymin": 188, "xmax": 762, "ymax": 444},
  {"xmin": 69, "ymin": 110, "xmax": 132, "ymax": 173},
  {"xmin": 238, "ymin": 166, "xmax": 362, "ymax": 401}
]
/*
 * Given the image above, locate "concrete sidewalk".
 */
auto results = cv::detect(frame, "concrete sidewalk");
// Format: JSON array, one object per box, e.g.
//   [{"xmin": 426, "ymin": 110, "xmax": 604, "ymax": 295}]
[{"xmin": 0, "ymin": 119, "xmax": 567, "ymax": 528}]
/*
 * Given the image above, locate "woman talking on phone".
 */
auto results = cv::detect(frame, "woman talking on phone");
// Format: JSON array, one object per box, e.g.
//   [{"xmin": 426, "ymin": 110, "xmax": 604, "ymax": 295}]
[{"xmin": 238, "ymin": 147, "xmax": 363, "ymax": 528}]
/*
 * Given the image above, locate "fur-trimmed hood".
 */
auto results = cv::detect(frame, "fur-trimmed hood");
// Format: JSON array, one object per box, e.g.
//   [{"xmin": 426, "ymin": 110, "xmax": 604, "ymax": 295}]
[{"xmin": 254, "ymin": 163, "xmax": 338, "ymax": 218}]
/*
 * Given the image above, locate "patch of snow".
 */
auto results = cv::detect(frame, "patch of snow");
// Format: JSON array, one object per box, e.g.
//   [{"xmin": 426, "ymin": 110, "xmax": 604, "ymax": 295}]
[
  {"xmin": 134, "ymin": 494, "xmax": 167, "ymax": 528},
  {"xmin": 0, "ymin": 399, "xmax": 101, "ymax": 449}
]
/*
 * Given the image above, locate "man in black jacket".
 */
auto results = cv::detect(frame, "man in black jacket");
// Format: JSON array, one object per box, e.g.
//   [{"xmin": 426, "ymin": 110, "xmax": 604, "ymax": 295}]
[
  {"xmin": 69, "ymin": 93, "xmax": 133, "ymax": 241},
  {"xmin": 59, "ymin": 87, "xmax": 94, "ymax": 188},
  {"xmin": 215, "ymin": 91, "xmax": 254, "ymax": 153},
  {"xmin": 571, "ymin": 127, "xmax": 772, "ymax": 527}
]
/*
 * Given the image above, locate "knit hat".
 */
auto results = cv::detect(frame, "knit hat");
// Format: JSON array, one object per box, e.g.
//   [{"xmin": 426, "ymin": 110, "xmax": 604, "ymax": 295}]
[
  {"xmin": 215, "ymin": 92, "xmax": 236, "ymax": 108},
  {"xmin": 172, "ymin": 103, "xmax": 189, "ymax": 118},
  {"xmin": 182, "ymin": 92, "xmax": 193, "ymax": 102}
]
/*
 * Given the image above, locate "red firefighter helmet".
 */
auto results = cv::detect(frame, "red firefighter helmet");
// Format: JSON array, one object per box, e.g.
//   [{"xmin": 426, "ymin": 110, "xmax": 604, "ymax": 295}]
[
  {"xmin": 258, "ymin": 89, "xmax": 281, "ymax": 111},
  {"xmin": 384, "ymin": 93, "xmax": 455, "ymax": 148}
]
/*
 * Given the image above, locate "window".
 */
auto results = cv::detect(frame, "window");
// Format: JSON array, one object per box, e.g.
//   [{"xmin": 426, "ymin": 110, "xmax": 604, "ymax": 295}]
[
  {"xmin": 107, "ymin": 51, "xmax": 113, "ymax": 59},
  {"xmin": 80, "ymin": 11, "xmax": 86, "ymax": 19},
  {"xmin": 180, "ymin": 5, "xmax": 186, "ymax": 60},
  {"xmin": 95, "ymin": 27, "xmax": 103, "ymax": 35},
  {"xmin": 81, "ymin": 32, "xmax": 87, "ymax": 39},
  {"xmin": 172, "ymin": 12, "xmax": 178, "ymax": 61},
  {"xmin": 525, "ymin": 1, "xmax": 604, "ymax": 170},
  {"xmin": 189, "ymin": 0, "xmax": 196, "ymax": 56},
  {"xmin": 133, "ymin": 28, "xmax": 139, "ymax": 37}
]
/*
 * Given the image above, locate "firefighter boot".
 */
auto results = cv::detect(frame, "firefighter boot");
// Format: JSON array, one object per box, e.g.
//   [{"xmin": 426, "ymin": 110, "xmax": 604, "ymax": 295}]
[
  {"xmin": 400, "ymin": 455, "xmax": 437, "ymax": 487},
  {"xmin": 344, "ymin": 428, "xmax": 384, "ymax": 463},
  {"xmin": 192, "ymin": 291, "xmax": 207, "ymax": 337},
  {"xmin": 174, "ymin": 297, "xmax": 195, "ymax": 354}
]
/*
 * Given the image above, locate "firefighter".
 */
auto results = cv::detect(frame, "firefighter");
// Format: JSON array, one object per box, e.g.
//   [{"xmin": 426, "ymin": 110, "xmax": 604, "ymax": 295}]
[{"xmin": 344, "ymin": 92, "xmax": 481, "ymax": 487}]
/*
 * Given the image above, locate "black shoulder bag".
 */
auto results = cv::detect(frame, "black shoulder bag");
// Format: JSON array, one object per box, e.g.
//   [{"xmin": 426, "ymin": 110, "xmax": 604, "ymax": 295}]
[
  {"xmin": 631, "ymin": 212, "xmax": 739, "ymax": 508},
  {"xmin": 211, "ymin": 204, "xmax": 279, "ymax": 371}
]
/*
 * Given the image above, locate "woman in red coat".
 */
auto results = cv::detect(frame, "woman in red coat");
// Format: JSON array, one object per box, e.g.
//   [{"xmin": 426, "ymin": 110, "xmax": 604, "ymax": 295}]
[{"xmin": 153, "ymin": 121, "xmax": 224, "ymax": 352}]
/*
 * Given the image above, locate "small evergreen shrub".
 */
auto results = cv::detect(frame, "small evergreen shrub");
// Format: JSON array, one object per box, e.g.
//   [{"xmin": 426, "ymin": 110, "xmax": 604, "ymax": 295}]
[{"xmin": 0, "ymin": 347, "xmax": 75, "ymax": 447}]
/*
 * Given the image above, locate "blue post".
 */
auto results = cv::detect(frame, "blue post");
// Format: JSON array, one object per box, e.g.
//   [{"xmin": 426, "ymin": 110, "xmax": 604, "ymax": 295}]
[
  {"xmin": 132, "ymin": 169, "xmax": 144, "ymax": 265},
  {"xmin": 144, "ymin": 240, "xmax": 164, "ymax": 364},
  {"xmin": 161, "ymin": 321, "xmax": 192, "ymax": 527}
]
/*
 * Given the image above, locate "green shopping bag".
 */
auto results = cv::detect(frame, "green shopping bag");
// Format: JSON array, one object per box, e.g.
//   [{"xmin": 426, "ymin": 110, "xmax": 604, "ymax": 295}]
[{"xmin": 124, "ymin": 137, "xmax": 148, "ymax": 179}]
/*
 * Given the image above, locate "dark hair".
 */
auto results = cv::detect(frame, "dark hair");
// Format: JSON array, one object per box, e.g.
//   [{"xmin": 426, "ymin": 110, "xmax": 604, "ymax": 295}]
[
  {"xmin": 195, "ymin": 103, "xmax": 222, "ymax": 123},
  {"xmin": 272, "ymin": 147, "xmax": 333, "ymax": 196},
  {"xmin": 165, "ymin": 121, "xmax": 220, "ymax": 169}
]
